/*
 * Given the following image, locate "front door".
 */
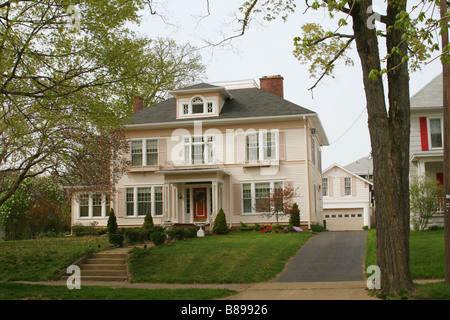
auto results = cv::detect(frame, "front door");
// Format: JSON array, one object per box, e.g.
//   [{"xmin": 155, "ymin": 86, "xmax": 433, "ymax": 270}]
[{"xmin": 193, "ymin": 188, "xmax": 207, "ymax": 220}]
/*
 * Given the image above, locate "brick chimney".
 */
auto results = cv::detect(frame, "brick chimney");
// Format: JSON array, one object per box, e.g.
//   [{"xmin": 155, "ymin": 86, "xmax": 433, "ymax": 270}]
[
  {"xmin": 259, "ymin": 75, "xmax": 284, "ymax": 98},
  {"xmin": 132, "ymin": 96, "xmax": 144, "ymax": 112}
]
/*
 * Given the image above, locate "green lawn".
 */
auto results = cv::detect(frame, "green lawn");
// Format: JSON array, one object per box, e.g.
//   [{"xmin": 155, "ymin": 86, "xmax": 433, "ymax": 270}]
[
  {"xmin": 365, "ymin": 229, "xmax": 445, "ymax": 279},
  {"xmin": 0, "ymin": 235, "xmax": 110, "ymax": 281},
  {"xmin": 0, "ymin": 282, "xmax": 236, "ymax": 300},
  {"xmin": 129, "ymin": 231, "xmax": 313, "ymax": 283}
]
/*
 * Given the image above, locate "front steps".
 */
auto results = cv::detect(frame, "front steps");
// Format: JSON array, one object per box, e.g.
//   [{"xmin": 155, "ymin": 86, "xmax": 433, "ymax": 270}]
[{"xmin": 62, "ymin": 250, "xmax": 130, "ymax": 282}]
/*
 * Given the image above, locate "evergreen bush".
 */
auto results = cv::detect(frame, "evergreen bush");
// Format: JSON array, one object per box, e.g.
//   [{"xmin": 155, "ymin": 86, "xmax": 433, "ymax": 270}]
[
  {"xmin": 107, "ymin": 209, "xmax": 118, "ymax": 234},
  {"xmin": 289, "ymin": 203, "xmax": 300, "ymax": 227},
  {"xmin": 143, "ymin": 212, "xmax": 154, "ymax": 230},
  {"xmin": 108, "ymin": 233, "xmax": 124, "ymax": 247},
  {"xmin": 212, "ymin": 208, "xmax": 230, "ymax": 234}
]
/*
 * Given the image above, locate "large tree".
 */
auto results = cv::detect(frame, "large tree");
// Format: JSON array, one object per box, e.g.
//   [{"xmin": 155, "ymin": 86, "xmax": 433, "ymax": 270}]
[
  {"xmin": 234, "ymin": 0, "xmax": 446, "ymax": 294},
  {"xmin": 0, "ymin": 1, "xmax": 205, "ymax": 205}
]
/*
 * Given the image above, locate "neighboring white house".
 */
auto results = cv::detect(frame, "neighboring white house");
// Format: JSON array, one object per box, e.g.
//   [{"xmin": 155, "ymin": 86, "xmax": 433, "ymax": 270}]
[
  {"xmin": 70, "ymin": 75, "xmax": 329, "ymax": 230},
  {"xmin": 409, "ymin": 73, "xmax": 444, "ymax": 227},
  {"xmin": 322, "ymin": 164, "xmax": 373, "ymax": 231}
]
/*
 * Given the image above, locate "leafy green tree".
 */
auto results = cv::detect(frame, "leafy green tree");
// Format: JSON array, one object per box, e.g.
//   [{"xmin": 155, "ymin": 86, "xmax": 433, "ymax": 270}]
[
  {"xmin": 234, "ymin": 0, "xmax": 448, "ymax": 294},
  {"xmin": 410, "ymin": 177, "xmax": 443, "ymax": 232},
  {"xmin": 0, "ymin": 1, "xmax": 205, "ymax": 206}
]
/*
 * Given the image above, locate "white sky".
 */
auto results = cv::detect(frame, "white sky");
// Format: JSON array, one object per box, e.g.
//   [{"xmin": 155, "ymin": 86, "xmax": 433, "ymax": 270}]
[{"xmin": 132, "ymin": 0, "xmax": 443, "ymax": 170}]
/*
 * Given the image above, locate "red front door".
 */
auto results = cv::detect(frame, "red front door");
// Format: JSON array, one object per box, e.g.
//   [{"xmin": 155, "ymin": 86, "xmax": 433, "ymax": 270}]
[{"xmin": 193, "ymin": 188, "xmax": 207, "ymax": 220}]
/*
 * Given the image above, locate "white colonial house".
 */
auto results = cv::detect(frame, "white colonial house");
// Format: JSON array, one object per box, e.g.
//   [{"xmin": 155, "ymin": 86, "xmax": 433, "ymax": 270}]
[
  {"xmin": 322, "ymin": 163, "xmax": 373, "ymax": 231},
  {"xmin": 70, "ymin": 75, "xmax": 329, "ymax": 230}
]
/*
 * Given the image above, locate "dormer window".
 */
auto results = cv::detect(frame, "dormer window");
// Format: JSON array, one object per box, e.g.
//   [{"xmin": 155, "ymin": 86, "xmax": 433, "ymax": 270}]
[{"xmin": 179, "ymin": 95, "xmax": 215, "ymax": 117}]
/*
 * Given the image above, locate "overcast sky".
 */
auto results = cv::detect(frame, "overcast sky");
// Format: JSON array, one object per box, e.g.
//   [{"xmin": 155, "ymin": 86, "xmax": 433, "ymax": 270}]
[{"xmin": 132, "ymin": 0, "xmax": 443, "ymax": 170}]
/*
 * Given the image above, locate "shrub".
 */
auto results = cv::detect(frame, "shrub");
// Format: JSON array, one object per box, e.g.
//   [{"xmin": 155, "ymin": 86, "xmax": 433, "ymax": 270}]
[
  {"xmin": 107, "ymin": 209, "xmax": 118, "ymax": 234},
  {"xmin": 239, "ymin": 222, "xmax": 254, "ymax": 232},
  {"xmin": 166, "ymin": 228, "xmax": 187, "ymax": 241},
  {"xmin": 124, "ymin": 228, "xmax": 140, "ymax": 244},
  {"xmin": 212, "ymin": 208, "xmax": 230, "ymax": 235},
  {"xmin": 150, "ymin": 231, "xmax": 166, "ymax": 246},
  {"xmin": 185, "ymin": 227, "xmax": 197, "ymax": 238},
  {"xmin": 289, "ymin": 203, "xmax": 300, "ymax": 227},
  {"xmin": 143, "ymin": 212, "xmax": 154, "ymax": 230},
  {"xmin": 311, "ymin": 223, "xmax": 325, "ymax": 232},
  {"xmin": 109, "ymin": 233, "xmax": 124, "ymax": 247},
  {"xmin": 71, "ymin": 222, "xmax": 97, "ymax": 236}
]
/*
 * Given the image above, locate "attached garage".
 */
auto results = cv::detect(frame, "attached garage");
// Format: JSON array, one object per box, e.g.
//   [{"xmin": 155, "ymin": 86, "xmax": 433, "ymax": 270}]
[{"xmin": 323, "ymin": 208, "xmax": 364, "ymax": 231}]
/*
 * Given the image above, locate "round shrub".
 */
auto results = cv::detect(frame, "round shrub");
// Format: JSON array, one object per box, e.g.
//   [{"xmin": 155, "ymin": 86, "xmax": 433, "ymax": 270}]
[
  {"xmin": 108, "ymin": 233, "xmax": 124, "ymax": 247},
  {"xmin": 150, "ymin": 231, "xmax": 166, "ymax": 246},
  {"xmin": 166, "ymin": 228, "xmax": 187, "ymax": 241}
]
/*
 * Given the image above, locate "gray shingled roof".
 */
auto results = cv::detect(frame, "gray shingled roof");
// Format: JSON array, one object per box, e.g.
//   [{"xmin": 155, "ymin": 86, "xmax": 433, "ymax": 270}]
[
  {"xmin": 410, "ymin": 73, "xmax": 442, "ymax": 109},
  {"xmin": 125, "ymin": 85, "xmax": 316, "ymax": 125},
  {"xmin": 344, "ymin": 156, "xmax": 373, "ymax": 176}
]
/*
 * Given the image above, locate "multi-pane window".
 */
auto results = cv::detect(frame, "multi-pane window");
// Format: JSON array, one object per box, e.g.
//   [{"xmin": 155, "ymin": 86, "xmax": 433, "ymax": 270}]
[
  {"xmin": 242, "ymin": 181, "xmax": 284, "ymax": 214},
  {"xmin": 185, "ymin": 188, "xmax": 190, "ymax": 214},
  {"xmin": 322, "ymin": 177, "xmax": 328, "ymax": 196},
  {"xmin": 429, "ymin": 118, "xmax": 443, "ymax": 148},
  {"xmin": 78, "ymin": 193, "xmax": 110, "ymax": 218},
  {"xmin": 126, "ymin": 186, "xmax": 163, "ymax": 217},
  {"xmin": 131, "ymin": 139, "xmax": 158, "ymax": 166},
  {"xmin": 92, "ymin": 193, "xmax": 102, "ymax": 217},
  {"xmin": 344, "ymin": 177, "xmax": 352, "ymax": 196},
  {"xmin": 180, "ymin": 96, "xmax": 215, "ymax": 116},
  {"xmin": 137, "ymin": 188, "xmax": 151, "ymax": 216},
  {"xmin": 192, "ymin": 97, "xmax": 204, "ymax": 114},
  {"xmin": 246, "ymin": 130, "xmax": 278, "ymax": 162},
  {"xmin": 126, "ymin": 188, "xmax": 134, "ymax": 216},
  {"xmin": 183, "ymin": 135, "xmax": 214, "ymax": 165},
  {"xmin": 154, "ymin": 187, "xmax": 163, "ymax": 216},
  {"xmin": 79, "ymin": 194, "xmax": 89, "ymax": 217},
  {"xmin": 242, "ymin": 184, "xmax": 252, "ymax": 213},
  {"xmin": 131, "ymin": 140, "xmax": 143, "ymax": 166},
  {"xmin": 146, "ymin": 140, "xmax": 158, "ymax": 165}
]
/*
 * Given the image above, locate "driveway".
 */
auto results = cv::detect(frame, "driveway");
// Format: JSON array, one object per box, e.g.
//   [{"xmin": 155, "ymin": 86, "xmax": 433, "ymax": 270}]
[{"xmin": 275, "ymin": 230, "xmax": 367, "ymax": 282}]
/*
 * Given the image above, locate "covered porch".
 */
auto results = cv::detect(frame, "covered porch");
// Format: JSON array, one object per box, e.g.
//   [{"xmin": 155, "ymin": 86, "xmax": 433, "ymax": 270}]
[{"xmin": 157, "ymin": 168, "xmax": 229, "ymax": 225}]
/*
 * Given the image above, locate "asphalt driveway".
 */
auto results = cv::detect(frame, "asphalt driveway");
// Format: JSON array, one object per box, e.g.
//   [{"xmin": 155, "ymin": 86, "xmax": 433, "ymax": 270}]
[{"xmin": 275, "ymin": 231, "xmax": 367, "ymax": 282}]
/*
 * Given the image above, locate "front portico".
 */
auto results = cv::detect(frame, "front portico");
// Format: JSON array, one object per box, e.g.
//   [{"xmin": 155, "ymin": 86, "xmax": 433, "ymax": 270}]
[{"xmin": 158, "ymin": 168, "xmax": 228, "ymax": 225}]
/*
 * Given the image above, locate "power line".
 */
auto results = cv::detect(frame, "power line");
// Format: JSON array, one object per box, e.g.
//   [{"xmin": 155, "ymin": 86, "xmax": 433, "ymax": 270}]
[{"xmin": 329, "ymin": 106, "xmax": 367, "ymax": 145}]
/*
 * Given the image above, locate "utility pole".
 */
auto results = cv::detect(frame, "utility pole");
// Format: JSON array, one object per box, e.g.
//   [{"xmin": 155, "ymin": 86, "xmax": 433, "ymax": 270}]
[{"xmin": 441, "ymin": 0, "xmax": 450, "ymax": 285}]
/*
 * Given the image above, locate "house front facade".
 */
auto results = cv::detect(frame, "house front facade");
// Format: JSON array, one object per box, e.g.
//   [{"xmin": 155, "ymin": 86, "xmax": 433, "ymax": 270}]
[
  {"xmin": 322, "ymin": 164, "xmax": 373, "ymax": 231},
  {"xmin": 409, "ymin": 73, "xmax": 445, "ymax": 226},
  {"xmin": 70, "ymin": 76, "xmax": 329, "ymax": 230}
]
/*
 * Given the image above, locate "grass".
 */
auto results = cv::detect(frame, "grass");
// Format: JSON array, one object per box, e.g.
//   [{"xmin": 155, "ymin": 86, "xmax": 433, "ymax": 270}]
[
  {"xmin": 129, "ymin": 231, "xmax": 313, "ymax": 283},
  {"xmin": 0, "ymin": 235, "xmax": 110, "ymax": 281},
  {"xmin": 365, "ymin": 228, "xmax": 450, "ymax": 300},
  {"xmin": 0, "ymin": 282, "xmax": 236, "ymax": 300},
  {"xmin": 365, "ymin": 228, "xmax": 445, "ymax": 279}
]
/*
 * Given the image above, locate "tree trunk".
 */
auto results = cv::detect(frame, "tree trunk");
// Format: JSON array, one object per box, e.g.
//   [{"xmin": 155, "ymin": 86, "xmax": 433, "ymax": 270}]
[{"xmin": 351, "ymin": 0, "xmax": 414, "ymax": 294}]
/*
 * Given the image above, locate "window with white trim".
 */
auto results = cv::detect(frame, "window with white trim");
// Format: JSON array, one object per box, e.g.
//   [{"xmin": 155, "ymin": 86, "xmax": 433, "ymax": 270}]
[
  {"xmin": 322, "ymin": 177, "xmax": 328, "ymax": 196},
  {"xmin": 126, "ymin": 186, "xmax": 163, "ymax": 217},
  {"xmin": 429, "ymin": 118, "xmax": 443, "ymax": 149},
  {"xmin": 77, "ymin": 193, "xmax": 110, "ymax": 218},
  {"xmin": 180, "ymin": 96, "xmax": 215, "ymax": 117},
  {"xmin": 183, "ymin": 135, "xmax": 214, "ymax": 165},
  {"xmin": 344, "ymin": 177, "xmax": 352, "ymax": 196},
  {"xmin": 241, "ymin": 181, "xmax": 284, "ymax": 214},
  {"xmin": 131, "ymin": 139, "xmax": 158, "ymax": 166},
  {"xmin": 245, "ymin": 130, "xmax": 278, "ymax": 162}
]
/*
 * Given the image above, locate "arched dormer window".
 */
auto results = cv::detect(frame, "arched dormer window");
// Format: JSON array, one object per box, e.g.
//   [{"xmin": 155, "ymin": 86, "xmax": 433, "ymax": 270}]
[{"xmin": 181, "ymin": 95, "xmax": 215, "ymax": 117}]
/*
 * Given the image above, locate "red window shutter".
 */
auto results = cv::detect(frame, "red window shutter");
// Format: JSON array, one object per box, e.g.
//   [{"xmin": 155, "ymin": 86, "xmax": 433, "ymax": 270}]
[{"xmin": 419, "ymin": 117, "xmax": 429, "ymax": 151}]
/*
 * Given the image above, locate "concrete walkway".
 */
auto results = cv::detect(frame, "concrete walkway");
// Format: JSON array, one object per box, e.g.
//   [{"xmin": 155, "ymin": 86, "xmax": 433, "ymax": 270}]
[{"xmin": 19, "ymin": 232, "xmax": 380, "ymax": 300}]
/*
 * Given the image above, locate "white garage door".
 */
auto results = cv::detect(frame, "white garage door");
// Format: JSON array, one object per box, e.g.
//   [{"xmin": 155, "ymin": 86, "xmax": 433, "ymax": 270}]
[{"xmin": 323, "ymin": 208, "xmax": 364, "ymax": 231}]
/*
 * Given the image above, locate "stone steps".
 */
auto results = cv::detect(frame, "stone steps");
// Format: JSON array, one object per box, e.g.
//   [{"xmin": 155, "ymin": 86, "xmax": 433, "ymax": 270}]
[{"xmin": 61, "ymin": 250, "xmax": 130, "ymax": 282}]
